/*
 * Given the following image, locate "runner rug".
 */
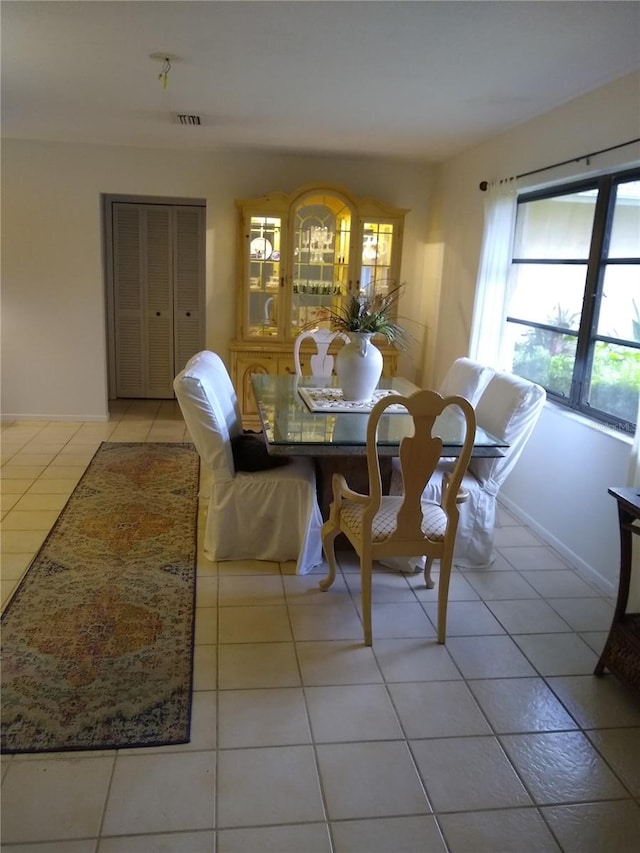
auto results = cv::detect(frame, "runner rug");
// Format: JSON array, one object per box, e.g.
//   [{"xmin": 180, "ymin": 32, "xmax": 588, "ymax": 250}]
[{"xmin": 1, "ymin": 442, "xmax": 200, "ymax": 754}]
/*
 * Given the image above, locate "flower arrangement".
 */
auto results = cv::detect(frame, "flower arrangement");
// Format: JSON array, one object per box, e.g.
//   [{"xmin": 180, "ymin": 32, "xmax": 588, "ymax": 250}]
[{"xmin": 320, "ymin": 284, "xmax": 413, "ymax": 351}]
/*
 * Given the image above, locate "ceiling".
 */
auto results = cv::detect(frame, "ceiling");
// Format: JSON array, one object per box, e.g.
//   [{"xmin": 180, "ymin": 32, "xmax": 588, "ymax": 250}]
[{"xmin": 2, "ymin": 1, "xmax": 639, "ymax": 163}]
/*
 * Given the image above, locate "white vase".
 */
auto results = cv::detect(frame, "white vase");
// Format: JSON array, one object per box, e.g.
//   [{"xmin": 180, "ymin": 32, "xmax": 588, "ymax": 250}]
[{"xmin": 336, "ymin": 332, "xmax": 384, "ymax": 401}]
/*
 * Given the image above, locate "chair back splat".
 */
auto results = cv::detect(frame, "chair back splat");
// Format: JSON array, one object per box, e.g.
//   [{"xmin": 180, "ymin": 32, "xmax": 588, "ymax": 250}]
[
  {"xmin": 424, "ymin": 370, "xmax": 546, "ymax": 568},
  {"xmin": 293, "ymin": 330, "xmax": 350, "ymax": 377},
  {"xmin": 174, "ymin": 350, "xmax": 323, "ymax": 573},
  {"xmin": 320, "ymin": 389, "xmax": 476, "ymax": 645}
]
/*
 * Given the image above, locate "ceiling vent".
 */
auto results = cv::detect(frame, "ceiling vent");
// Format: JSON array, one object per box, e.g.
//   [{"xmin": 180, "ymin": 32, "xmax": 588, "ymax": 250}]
[{"xmin": 176, "ymin": 114, "xmax": 201, "ymax": 126}]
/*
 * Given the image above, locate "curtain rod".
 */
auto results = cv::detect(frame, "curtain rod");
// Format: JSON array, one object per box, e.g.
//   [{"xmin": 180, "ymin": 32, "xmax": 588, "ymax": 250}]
[{"xmin": 478, "ymin": 137, "xmax": 640, "ymax": 191}]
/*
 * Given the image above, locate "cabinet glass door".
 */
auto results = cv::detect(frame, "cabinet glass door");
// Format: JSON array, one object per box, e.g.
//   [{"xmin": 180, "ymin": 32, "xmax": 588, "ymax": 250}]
[
  {"xmin": 360, "ymin": 220, "xmax": 396, "ymax": 299},
  {"xmin": 291, "ymin": 192, "xmax": 353, "ymax": 336},
  {"xmin": 246, "ymin": 215, "xmax": 283, "ymax": 338}
]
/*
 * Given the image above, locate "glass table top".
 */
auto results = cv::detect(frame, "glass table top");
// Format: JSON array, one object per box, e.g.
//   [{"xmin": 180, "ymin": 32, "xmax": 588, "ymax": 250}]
[{"xmin": 251, "ymin": 374, "xmax": 507, "ymax": 457}]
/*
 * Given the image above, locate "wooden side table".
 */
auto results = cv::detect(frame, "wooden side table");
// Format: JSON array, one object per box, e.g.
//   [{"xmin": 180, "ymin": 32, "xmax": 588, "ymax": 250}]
[{"xmin": 594, "ymin": 487, "xmax": 640, "ymax": 696}]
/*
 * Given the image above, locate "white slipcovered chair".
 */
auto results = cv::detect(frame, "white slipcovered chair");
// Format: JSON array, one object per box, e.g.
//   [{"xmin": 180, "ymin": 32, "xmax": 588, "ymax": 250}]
[
  {"xmin": 293, "ymin": 329, "xmax": 350, "ymax": 377},
  {"xmin": 173, "ymin": 350, "xmax": 323, "ymax": 573},
  {"xmin": 438, "ymin": 357, "xmax": 494, "ymax": 406},
  {"xmin": 422, "ymin": 370, "xmax": 547, "ymax": 572},
  {"xmin": 320, "ymin": 389, "xmax": 477, "ymax": 645}
]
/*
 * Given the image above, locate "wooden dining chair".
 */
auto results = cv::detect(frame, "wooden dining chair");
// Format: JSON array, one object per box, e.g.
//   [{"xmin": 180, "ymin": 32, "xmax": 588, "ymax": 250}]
[
  {"xmin": 293, "ymin": 329, "xmax": 350, "ymax": 377},
  {"xmin": 320, "ymin": 389, "xmax": 476, "ymax": 645}
]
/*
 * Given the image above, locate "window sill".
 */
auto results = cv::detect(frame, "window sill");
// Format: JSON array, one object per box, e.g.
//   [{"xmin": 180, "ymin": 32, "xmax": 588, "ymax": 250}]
[{"xmin": 546, "ymin": 400, "xmax": 635, "ymax": 446}]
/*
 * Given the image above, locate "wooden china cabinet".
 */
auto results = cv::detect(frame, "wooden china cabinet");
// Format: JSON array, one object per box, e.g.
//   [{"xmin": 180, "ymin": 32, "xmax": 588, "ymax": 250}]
[{"xmin": 229, "ymin": 183, "xmax": 408, "ymax": 427}]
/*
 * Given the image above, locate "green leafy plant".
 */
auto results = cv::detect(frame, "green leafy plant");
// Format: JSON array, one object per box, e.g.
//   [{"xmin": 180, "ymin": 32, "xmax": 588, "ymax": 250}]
[{"xmin": 319, "ymin": 284, "xmax": 413, "ymax": 351}]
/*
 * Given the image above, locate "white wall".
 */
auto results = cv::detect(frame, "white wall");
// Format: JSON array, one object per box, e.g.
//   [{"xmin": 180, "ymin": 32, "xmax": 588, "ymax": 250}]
[
  {"xmin": 430, "ymin": 71, "xmax": 640, "ymax": 591},
  {"xmin": 1, "ymin": 144, "xmax": 433, "ymax": 420}
]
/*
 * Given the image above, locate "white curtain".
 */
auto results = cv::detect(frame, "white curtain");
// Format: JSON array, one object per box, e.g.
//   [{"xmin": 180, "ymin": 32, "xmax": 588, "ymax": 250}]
[
  {"xmin": 469, "ymin": 179, "xmax": 519, "ymax": 368},
  {"xmin": 629, "ymin": 393, "xmax": 640, "ymax": 487}
]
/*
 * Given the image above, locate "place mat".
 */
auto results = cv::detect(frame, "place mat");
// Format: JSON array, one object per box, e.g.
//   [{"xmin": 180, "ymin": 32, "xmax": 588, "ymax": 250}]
[{"xmin": 299, "ymin": 387, "xmax": 408, "ymax": 414}]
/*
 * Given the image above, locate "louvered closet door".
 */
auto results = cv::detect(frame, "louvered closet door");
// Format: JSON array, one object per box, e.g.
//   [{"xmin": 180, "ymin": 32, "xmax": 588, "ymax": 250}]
[{"xmin": 112, "ymin": 202, "xmax": 204, "ymax": 398}]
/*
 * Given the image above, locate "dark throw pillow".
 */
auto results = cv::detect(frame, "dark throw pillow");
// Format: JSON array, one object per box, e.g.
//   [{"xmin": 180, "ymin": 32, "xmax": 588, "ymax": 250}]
[{"xmin": 231, "ymin": 431, "xmax": 290, "ymax": 472}]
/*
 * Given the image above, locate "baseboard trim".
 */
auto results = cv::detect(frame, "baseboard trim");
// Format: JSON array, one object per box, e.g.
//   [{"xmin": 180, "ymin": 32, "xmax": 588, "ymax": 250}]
[{"xmin": 498, "ymin": 494, "xmax": 615, "ymax": 597}]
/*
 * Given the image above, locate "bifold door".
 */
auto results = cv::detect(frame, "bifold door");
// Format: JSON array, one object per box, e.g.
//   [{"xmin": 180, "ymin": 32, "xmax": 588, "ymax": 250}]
[{"xmin": 111, "ymin": 201, "xmax": 205, "ymax": 398}]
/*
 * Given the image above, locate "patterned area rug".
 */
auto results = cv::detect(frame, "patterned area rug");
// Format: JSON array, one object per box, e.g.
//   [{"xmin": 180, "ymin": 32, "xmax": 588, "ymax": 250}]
[{"xmin": 1, "ymin": 442, "xmax": 200, "ymax": 754}]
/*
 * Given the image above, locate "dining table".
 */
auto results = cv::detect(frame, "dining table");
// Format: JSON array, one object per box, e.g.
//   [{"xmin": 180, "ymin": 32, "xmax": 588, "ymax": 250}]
[{"xmin": 252, "ymin": 373, "xmax": 508, "ymax": 520}]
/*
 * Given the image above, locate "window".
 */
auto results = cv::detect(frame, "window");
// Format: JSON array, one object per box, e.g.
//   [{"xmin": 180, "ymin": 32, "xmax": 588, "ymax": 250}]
[{"xmin": 504, "ymin": 168, "xmax": 640, "ymax": 431}]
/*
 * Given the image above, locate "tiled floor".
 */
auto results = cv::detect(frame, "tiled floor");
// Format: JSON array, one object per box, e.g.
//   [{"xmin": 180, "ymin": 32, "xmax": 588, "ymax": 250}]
[{"xmin": 1, "ymin": 399, "xmax": 640, "ymax": 852}]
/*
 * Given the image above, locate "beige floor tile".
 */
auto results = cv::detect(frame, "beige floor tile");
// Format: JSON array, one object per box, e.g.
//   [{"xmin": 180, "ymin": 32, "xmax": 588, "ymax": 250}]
[
  {"xmin": 7, "ymin": 453, "xmax": 58, "ymax": 466},
  {"xmin": 306, "ymin": 684, "xmax": 403, "ymax": 742},
  {"xmin": 317, "ymin": 740, "xmax": 430, "ymax": 820},
  {"xmin": 192, "ymin": 644, "xmax": 216, "ymax": 691},
  {"xmin": 218, "ymin": 574, "xmax": 285, "ymax": 606},
  {"xmin": 37, "ymin": 466, "xmax": 86, "ymax": 481},
  {"xmin": 501, "ymin": 730, "xmax": 629, "ymax": 804},
  {"xmin": 216, "ymin": 558, "xmax": 280, "ymax": 575},
  {"xmin": 579, "ymin": 630, "xmax": 608, "ymax": 654},
  {"xmin": 496, "ymin": 505, "xmax": 521, "ymax": 527},
  {"xmin": 218, "ymin": 642, "xmax": 301, "ymax": 688},
  {"xmin": 102, "ymin": 752, "xmax": 215, "ymax": 835},
  {"xmin": 486, "ymin": 598, "xmax": 573, "ymax": 634},
  {"xmin": 12, "ymin": 492, "xmax": 69, "ymax": 511},
  {"xmin": 0, "ymin": 552, "xmax": 33, "ymax": 580},
  {"xmin": 445, "ymin": 635, "xmax": 537, "ymax": 679},
  {"xmin": 219, "ymin": 687, "xmax": 311, "ymax": 748},
  {"xmin": 195, "ymin": 575, "xmax": 217, "ymax": 608},
  {"xmin": 422, "ymin": 600, "xmax": 506, "ymax": 636},
  {"xmin": 499, "ymin": 545, "xmax": 572, "ymax": 572},
  {"xmin": 493, "ymin": 526, "xmax": 542, "ymax": 547},
  {"xmin": 1, "ymin": 578, "xmax": 19, "ymax": 608},
  {"xmin": 25, "ymin": 478, "xmax": 78, "ymax": 494},
  {"xmin": 218, "ymin": 605, "xmax": 292, "ymax": 643},
  {"xmin": 345, "ymin": 569, "xmax": 417, "ymax": 603},
  {"xmin": 1, "ymin": 465, "xmax": 47, "ymax": 480},
  {"xmin": 1, "ymin": 509, "xmax": 61, "ymax": 530},
  {"xmin": 546, "ymin": 674, "xmax": 640, "ymax": 728},
  {"xmin": 389, "ymin": 680, "xmax": 492, "ymax": 739},
  {"xmin": 296, "ymin": 640, "xmax": 383, "ymax": 685},
  {"xmin": 99, "ymin": 830, "xmax": 216, "ymax": 852},
  {"xmin": 514, "ymin": 633, "xmax": 599, "ymax": 676},
  {"xmin": 0, "ymin": 492, "xmax": 21, "ymax": 513},
  {"xmin": 331, "ymin": 815, "xmax": 446, "ymax": 853},
  {"xmin": 0, "ymin": 478, "xmax": 33, "ymax": 495},
  {"xmin": 194, "ymin": 606, "xmax": 217, "ymax": 644},
  {"xmin": 0, "ymin": 756, "xmax": 114, "ymax": 843},
  {"xmin": 468, "ymin": 677, "xmax": 578, "ymax": 734},
  {"xmin": 546, "ymin": 596, "xmax": 615, "ymax": 632},
  {"xmin": 217, "ymin": 745, "xmax": 324, "ymax": 827},
  {"xmin": 586, "ymin": 727, "xmax": 640, "ymax": 797},
  {"xmin": 519, "ymin": 569, "xmax": 601, "ymax": 598},
  {"xmin": 372, "ymin": 637, "xmax": 461, "ymax": 683},
  {"xmin": 288, "ymin": 601, "xmax": 363, "ymax": 641},
  {"xmin": 463, "ymin": 569, "xmax": 540, "ymax": 600},
  {"xmin": 411, "ymin": 735, "xmax": 532, "ymax": 812},
  {"xmin": 367, "ymin": 602, "xmax": 435, "ymax": 639},
  {"xmin": 542, "ymin": 800, "xmax": 640, "ymax": 853},
  {"xmin": 439, "ymin": 807, "xmax": 561, "ymax": 852},
  {"xmin": 1, "ymin": 840, "xmax": 97, "ymax": 853},
  {"xmin": 217, "ymin": 823, "xmax": 331, "ymax": 853},
  {"xmin": 283, "ymin": 572, "xmax": 349, "ymax": 603},
  {"xmin": 0, "ymin": 529, "xmax": 47, "ymax": 554},
  {"xmin": 408, "ymin": 570, "xmax": 480, "ymax": 601},
  {"xmin": 49, "ymin": 451, "xmax": 98, "ymax": 466}
]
